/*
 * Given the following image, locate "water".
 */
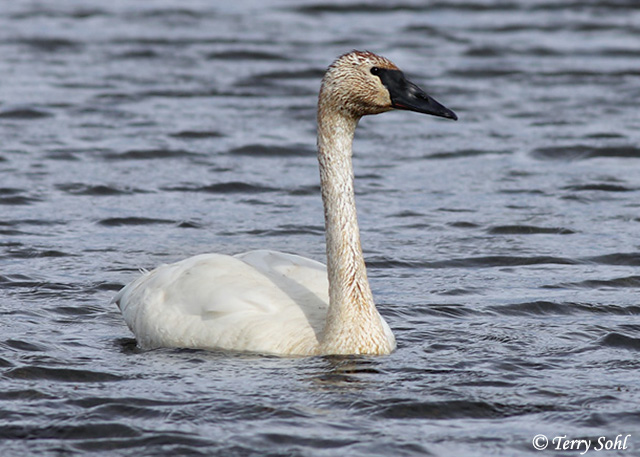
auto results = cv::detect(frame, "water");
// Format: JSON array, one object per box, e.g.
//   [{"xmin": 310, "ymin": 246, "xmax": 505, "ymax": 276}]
[{"xmin": 1, "ymin": 0, "xmax": 639, "ymax": 455}]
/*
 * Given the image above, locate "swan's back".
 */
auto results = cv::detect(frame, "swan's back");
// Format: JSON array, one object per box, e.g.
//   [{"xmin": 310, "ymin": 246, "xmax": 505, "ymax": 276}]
[{"xmin": 115, "ymin": 250, "xmax": 329, "ymax": 355}]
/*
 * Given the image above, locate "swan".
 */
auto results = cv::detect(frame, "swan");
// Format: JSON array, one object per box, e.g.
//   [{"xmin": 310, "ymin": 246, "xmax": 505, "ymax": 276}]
[{"xmin": 114, "ymin": 50, "xmax": 457, "ymax": 356}]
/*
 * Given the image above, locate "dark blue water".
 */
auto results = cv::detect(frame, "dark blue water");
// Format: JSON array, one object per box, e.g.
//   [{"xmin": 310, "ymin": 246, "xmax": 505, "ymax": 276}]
[{"xmin": 1, "ymin": 1, "xmax": 639, "ymax": 456}]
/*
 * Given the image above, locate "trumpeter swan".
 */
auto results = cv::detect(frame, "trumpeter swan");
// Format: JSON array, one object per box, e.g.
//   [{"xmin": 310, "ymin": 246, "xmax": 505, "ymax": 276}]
[{"xmin": 114, "ymin": 50, "xmax": 457, "ymax": 356}]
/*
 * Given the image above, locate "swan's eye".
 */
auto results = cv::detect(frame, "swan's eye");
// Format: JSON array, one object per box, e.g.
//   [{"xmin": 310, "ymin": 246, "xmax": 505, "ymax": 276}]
[{"xmin": 370, "ymin": 66, "xmax": 381, "ymax": 76}]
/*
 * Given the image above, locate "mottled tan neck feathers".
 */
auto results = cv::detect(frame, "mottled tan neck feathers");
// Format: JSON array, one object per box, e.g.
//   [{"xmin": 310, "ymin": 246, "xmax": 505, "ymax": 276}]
[{"xmin": 316, "ymin": 89, "xmax": 393, "ymax": 355}]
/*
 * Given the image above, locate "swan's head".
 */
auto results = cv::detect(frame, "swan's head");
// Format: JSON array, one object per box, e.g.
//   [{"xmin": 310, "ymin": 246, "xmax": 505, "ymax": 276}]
[{"xmin": 320, "ymin": 50, "xmax": 457, "ymax": 120}]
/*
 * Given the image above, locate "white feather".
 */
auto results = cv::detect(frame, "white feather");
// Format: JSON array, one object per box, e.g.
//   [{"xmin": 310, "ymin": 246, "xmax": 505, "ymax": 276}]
[{"xmin": 115, "ymin": 250, "xmax": 329, "ymax": 355}]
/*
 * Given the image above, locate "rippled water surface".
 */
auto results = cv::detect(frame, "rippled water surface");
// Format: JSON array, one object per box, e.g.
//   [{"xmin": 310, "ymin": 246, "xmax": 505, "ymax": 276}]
[{"xmin": 1, "ymin": 1, "xmax": 640, "ymax": 456}]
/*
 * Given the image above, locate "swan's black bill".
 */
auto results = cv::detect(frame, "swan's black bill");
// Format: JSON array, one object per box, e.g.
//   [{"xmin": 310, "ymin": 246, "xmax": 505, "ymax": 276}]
[{"xmin": 375, "ymin": 69, "xmax": 457, "ymax": 121}]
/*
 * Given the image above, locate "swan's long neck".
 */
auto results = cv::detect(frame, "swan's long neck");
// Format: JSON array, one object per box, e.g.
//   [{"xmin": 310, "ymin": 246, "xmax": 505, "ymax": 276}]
[{"xmin": 316, "ymin": 103, "xmax": 393, "ymax": 355}]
